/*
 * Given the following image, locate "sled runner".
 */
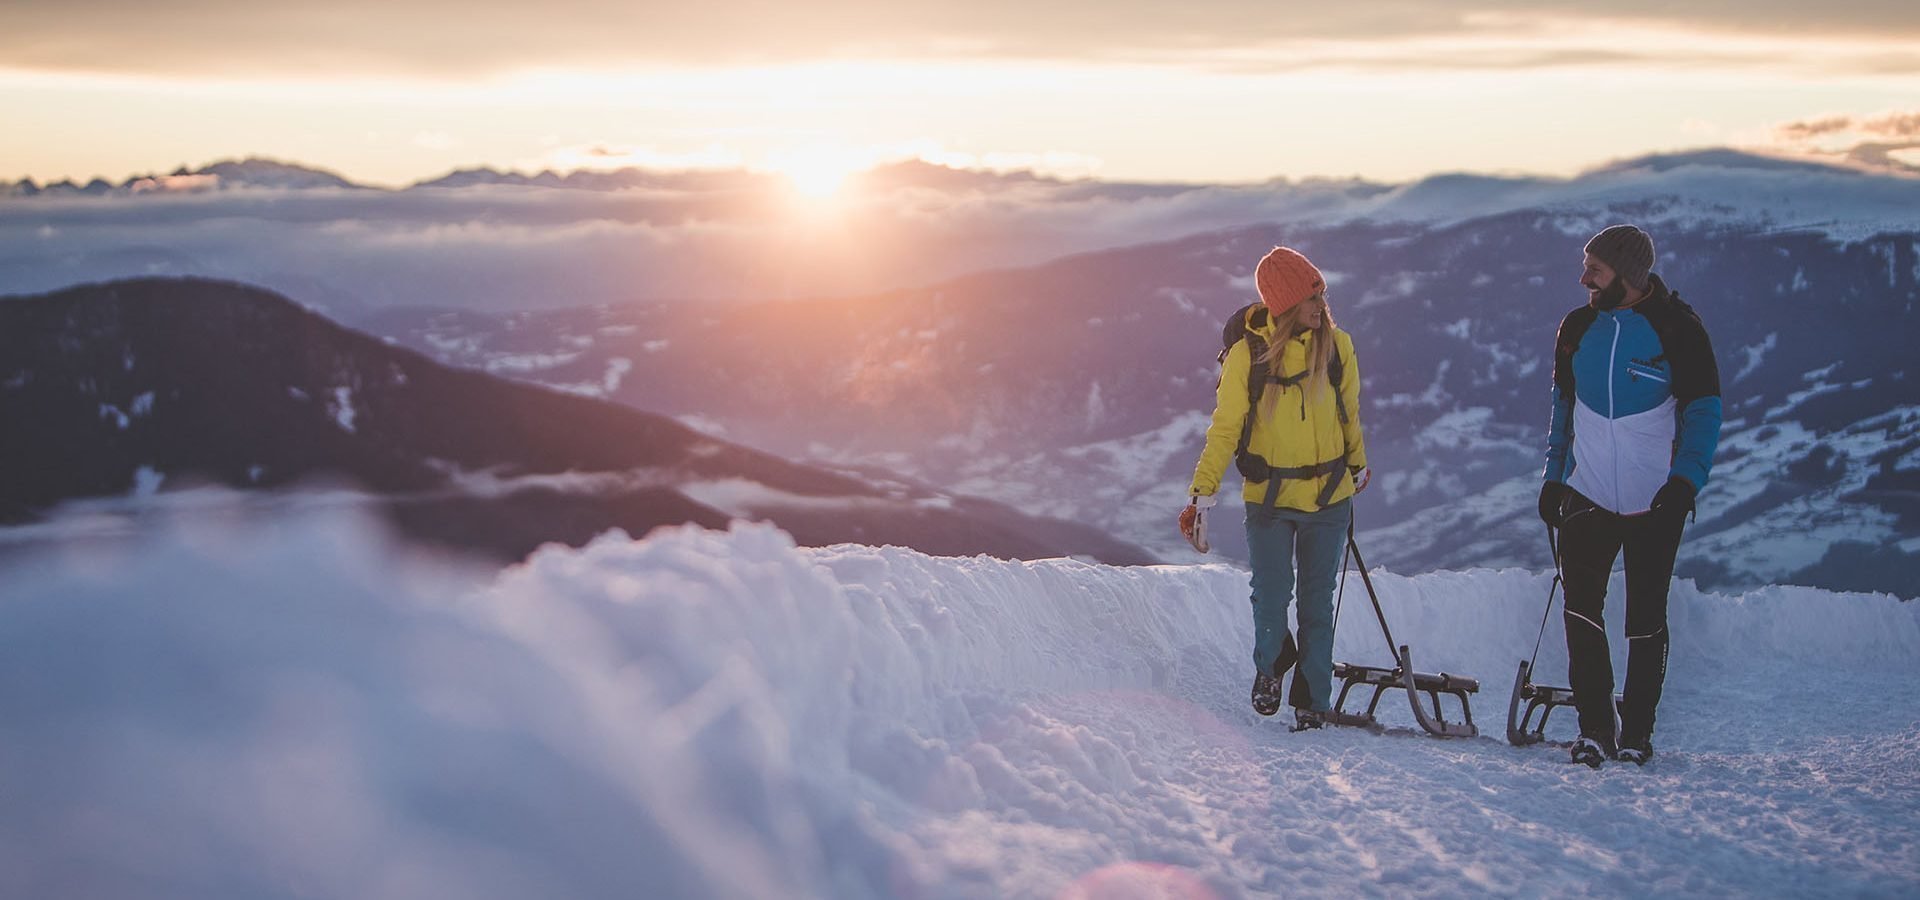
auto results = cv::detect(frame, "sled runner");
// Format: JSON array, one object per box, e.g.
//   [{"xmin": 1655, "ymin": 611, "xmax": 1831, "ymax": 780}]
[
  {"xmin": 1505, "ymin": 659, "xmax": 1578, "ymax": 746},
  {"xmin": 1505, "ymin": 527, "xmax": 1583, "ymax": 746},
  {"xmin": 1327, "ymin": 527, "xmax": 1480, "ymax": 738}
]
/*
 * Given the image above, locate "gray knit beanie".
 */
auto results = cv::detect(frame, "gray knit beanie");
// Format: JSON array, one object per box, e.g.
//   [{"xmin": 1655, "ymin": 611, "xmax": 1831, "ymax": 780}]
[{"xmin": 1584, "ymin": 224, "xmax": 1656, "ymax": 291}]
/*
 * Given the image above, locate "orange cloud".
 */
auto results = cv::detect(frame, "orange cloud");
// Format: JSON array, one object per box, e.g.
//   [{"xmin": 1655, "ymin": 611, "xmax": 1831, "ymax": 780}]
[
  {"xmin": 1777, "ymin": 115, "xmax": 1855, "ymax": 141},
  {"xmin": 1861, "ymin": 111, "xmax": 1920, "ymax": 138},
  {"xmin": 1770, "ymin": 109, "xmax": 1920, "ymax": 175}
]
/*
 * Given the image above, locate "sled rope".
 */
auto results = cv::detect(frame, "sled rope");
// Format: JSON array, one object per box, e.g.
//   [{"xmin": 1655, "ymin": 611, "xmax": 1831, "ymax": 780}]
[
  {"xmin": 1527, "ymin": 526, "xmax": 1564, "ymax": 672},
  {"xmin": 1332, "ymin": 534, "xmax": 1352, "ymax": 636}
]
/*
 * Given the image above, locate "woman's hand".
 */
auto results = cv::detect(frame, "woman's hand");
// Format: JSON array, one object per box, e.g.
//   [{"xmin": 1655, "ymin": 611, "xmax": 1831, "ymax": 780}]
[{"xmin": 1179, "ymin": 495, "xmax": 1217, "ymax": 553}]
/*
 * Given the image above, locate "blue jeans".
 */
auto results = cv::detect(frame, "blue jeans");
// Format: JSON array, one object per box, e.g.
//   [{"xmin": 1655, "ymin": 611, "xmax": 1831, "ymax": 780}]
[{"xmin": 1245, "ymin": 499, "xmax": 1351, "ymax": 712}]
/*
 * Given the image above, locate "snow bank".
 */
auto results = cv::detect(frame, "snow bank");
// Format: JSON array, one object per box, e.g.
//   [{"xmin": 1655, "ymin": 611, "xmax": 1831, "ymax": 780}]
[{"xmin": 0, "ymin": 511, "xmax": 1914, "ymax": 898}]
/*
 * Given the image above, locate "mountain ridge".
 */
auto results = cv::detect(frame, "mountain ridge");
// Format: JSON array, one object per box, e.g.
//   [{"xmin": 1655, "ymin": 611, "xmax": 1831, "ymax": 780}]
[
  {"xmin": 356, "ymin": 213, "xmax": 1920, "ymax": 597},
  {"xmin": 0, "ymin": 277, "xmax": 1154, "ymax": 565},
  {"xmin": 6, "ymin": 147, "xmax": 1900, "ymax": 200}
]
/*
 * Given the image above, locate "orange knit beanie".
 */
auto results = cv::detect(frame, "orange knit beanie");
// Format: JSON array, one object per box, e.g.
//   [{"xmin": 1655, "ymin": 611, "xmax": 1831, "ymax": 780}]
[{"xmin": 1255, "ymin": 246, "xmax": 1325, "ymax": 316}]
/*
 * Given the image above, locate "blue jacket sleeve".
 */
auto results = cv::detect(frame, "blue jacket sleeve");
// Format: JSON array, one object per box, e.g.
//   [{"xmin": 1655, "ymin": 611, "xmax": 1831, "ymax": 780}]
[
  {"xmin": 1664, "ymin": 306, "xmax": 1722, "ymax": 492},
  {"xmin": 1672, "ymin": 396, "xmax": 1721, "ymax": 491}
]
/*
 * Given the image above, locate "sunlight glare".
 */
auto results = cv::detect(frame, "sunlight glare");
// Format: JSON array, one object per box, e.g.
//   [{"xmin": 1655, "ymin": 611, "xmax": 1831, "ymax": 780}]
[{"xmin": 769, "ymin": 146, "xmax": 864, "ymax": 199}]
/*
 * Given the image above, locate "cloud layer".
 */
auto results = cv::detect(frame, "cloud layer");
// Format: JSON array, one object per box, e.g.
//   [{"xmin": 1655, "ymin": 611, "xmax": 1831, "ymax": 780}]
[
  {"xmin": 5, "ymin": 2, "xmax": 1919, "ymax": 77},
  {"xmin": 1775, "ymin": 109, "xmax": 1920, "ymax": 173},
  {"xmin": 0, "ymin": 163, "xmax": 1390, "ymax": 312},
  {"xmin": 6, "ymin": 147, "xmax": 1920, "ymax": 316}
]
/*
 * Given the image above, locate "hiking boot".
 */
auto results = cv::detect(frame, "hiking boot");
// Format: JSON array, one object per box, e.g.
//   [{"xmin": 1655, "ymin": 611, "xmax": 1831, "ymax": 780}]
[
  {"xmin": 1290, "ymin": 708, "xmax": 1325, "ymax": 732},
  {"xmin": 1251, "ymin": 673, "xmax": 1283, "ymax": 717},
  {"xmin": 1614, "ymin": 737, "xmax": 1654, "ymax": 766},
  {"xmin": 1570, "ymin": 736, "xmax": 1610, "ymax": 769}
]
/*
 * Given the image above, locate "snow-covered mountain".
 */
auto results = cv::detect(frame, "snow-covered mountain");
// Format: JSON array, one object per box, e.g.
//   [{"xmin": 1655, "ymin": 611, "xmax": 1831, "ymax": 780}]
[
  {"xmin": 3, "ymin": 157, "xmax": 359, "ymax": 196},
  {"xmin": 409, "ymin": 165, "xmax": 779, "ymax": 192},
  {"xmin": 8, "ymin": 149, "xmax": 1916, "ymax": 312},
  {"xmin": 0, "ymin": 277, "xmax": 1150, "ymax": 565},
  {"xmin": 359, "ymin": 214, "xmax": 1920, "ymax": 597},
  {"xmin": 6, "ymin": 152, "xmax": 1918, "ymax": 592},
  {"xmin": 2, "ymin": 510, "xmax": 1912, "ymax": 897}
]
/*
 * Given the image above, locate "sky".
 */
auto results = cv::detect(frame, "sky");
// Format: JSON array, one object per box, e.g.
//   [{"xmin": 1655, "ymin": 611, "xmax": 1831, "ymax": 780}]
[{"xmin": 3, "ymin": 2, "xmax": 1919, "ymax": 187}]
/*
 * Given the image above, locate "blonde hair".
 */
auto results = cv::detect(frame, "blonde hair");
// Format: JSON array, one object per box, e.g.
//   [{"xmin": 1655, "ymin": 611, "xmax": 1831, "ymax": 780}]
[{"xmin": 1255, "ymin": 293, "xmax": 1336, "ymax": 421}]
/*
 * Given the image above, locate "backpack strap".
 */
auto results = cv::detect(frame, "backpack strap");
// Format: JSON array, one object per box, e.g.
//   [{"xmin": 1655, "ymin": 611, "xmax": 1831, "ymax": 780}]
[
  {"xmin": 1553, "ymin": 306, "xmax": 1599, "ymax": 396},
  {"xmin": 1233, "ymin": 329, "xmax": 1269, "ymax": 475},
  {"xmin": 1230, "ymin": 324, "xmax": 1354, "ymax": 510},
  {"xmin": 1329, "ymin": 345, "xmax": 1348, "ymax": 424},
  {"xmin": 1248, "ymin": 335, "xmax": 1348, "ymax": 422},
  {"xmin": 1637, "ymin": 291, "xmax": 1720, "ymax": 404}
]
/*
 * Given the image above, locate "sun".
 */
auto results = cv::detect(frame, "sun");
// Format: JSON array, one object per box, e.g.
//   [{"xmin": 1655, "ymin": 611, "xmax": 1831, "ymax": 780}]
[{"xmin": 769, "ymin": 147, "xmax": 865, "ymax": 199}]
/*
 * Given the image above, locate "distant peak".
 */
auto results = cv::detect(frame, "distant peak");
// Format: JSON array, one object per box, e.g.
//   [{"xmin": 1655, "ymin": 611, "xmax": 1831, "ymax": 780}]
[
  {"xmin": 189, "ymin": 156, "xmax": 360, "ymax": 188},
  {"xmin": 1581, "ymin": 149, "xmax": 1860, "ymax": 178}
]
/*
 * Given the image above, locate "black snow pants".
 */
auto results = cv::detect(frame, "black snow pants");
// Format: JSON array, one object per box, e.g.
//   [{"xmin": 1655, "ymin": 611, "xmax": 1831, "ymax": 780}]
[{"xmin": 1558, "ymin": 489, "xmax": 1687, "ymax": 747}]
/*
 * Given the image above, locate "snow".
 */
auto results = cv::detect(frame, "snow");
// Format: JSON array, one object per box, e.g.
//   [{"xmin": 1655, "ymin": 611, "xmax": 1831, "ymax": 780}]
[
  {"xmin": 603, "ymin": 357, "xmax": 633, "ymax": 394},
  {"xmin": 129, "ymin": 465, "xmax": 163, "ymax": 496},
  {"xmin": 329, "ymin": 386, "xmax": 357, "ymax": 433},
  {"xmin": 953, "ymin": 411, "xmax": 1212, "ymax": 557},
  {"xmin": 1413, "ymin": 407, "xmax": 1503, "ymax": 452},
  {"xmin": 678, "ymin": 414, "xmax": 729, "ymax": 436},
  {"xmin": 1, "ymin": 509, "xmax": 1914, "ymax": 899},
  {"xmin": 1377, "ymin": 360, "xmax": 1453, "ymax": 410},
  {"xmin": 1764, "ymin": 372, "xmax": 1848, "ymax": 422},
  {"xmin": 553, "ymin": 356, "xmax": 634, "ymax": 397},
  {"xmin": 680, "ymin": 477, "xmax": 904, "ymax": 516},
  {"xmin": 484, "ymin": 351, "xmax": 584, "ymax": 373},
  {"xmin": 1693, "ymin": 409, "xmax": 1918, "ymax": 583},
  {"xmin": 1359, "ymin": 273, "xmax": 1422, "ymax": 308},
  {"xmin": 1732, "ymin": 333, "xmax": 1777, "ymax": 384},
  {"xmin": 425, "ymin": 332, "xmax": 481, "ymax": 354},
  {"xmin": 1158, "ymin": 287, "xmax": 1199, "ymax": 314}
]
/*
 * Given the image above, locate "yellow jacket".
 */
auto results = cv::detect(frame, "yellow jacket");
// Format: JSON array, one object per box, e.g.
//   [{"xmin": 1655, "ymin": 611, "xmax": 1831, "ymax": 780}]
[{"xmin": 1189, "ymin": 322, "xmax": 1367, "ymax": 510}]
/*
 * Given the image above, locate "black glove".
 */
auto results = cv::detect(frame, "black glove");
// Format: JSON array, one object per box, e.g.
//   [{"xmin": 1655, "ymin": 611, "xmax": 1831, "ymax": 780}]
[
  {"xmin": 1650, "ymin": 476, "xmax": 1696, "ymax": 518},
  {"xmin": 1538, "ymin": 481, "xmax": 1569, "ymax": 528}
]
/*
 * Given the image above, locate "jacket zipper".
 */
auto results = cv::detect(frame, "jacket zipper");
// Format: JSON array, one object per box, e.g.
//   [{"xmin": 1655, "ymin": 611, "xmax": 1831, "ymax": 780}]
[{"xmin": 1606, "ymin": 314, "xmax": 1621, "ymax": 512}]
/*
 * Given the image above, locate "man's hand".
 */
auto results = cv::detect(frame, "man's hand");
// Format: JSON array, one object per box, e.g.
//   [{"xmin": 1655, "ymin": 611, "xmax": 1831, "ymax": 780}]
[
  {"xmin": 1538, "ymin": 481, "xmax": 1569, "ymax": 528},
  {"xmin": 1350, "ymin": 466, "xmax": 1371, "ymax": 495},
  {"xmin": 1650, "ymin": 476, "xmax": 1695, "ymax": 519}
]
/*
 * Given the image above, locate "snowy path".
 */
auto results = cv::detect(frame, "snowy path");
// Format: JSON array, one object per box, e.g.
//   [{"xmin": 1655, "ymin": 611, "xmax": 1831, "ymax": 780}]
[{"xmin": 0, "ymin": 512, "xmax": 1915, "ymax": 898}]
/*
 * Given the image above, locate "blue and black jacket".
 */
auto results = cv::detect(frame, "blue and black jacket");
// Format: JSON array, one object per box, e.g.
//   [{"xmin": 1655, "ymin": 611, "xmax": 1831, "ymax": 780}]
[{"xmin": 1544, "ymin": 273, "xmax": 1722, "ymax": 515}]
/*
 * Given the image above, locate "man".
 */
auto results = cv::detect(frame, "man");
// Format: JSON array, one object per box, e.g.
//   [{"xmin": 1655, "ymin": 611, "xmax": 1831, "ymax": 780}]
[{"xmin": 1538, "ymin": 224, "xmax": 1721, "ymax": 768}]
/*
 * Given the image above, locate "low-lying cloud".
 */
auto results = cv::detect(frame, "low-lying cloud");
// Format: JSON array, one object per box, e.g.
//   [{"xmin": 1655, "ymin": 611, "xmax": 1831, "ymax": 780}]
[
  {"xmin": 7, "ymin": 149, "xmax": 1920, "ymax": 317},
  {"xmin": 0, "ymin": 167, "xmax": 1389, "ymax": 313}
]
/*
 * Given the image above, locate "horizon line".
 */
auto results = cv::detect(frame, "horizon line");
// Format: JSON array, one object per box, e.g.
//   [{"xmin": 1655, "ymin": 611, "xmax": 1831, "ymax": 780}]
[{"xmin": 5, "ymin": 145, "xmax": 1905, "ymax": 194}]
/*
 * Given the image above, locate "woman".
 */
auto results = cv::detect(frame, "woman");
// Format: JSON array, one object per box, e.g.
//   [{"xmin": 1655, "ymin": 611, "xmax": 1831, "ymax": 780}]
[{"xmin": 1179, "ymin": 246, "xmax": 1369, "ymax": 731}]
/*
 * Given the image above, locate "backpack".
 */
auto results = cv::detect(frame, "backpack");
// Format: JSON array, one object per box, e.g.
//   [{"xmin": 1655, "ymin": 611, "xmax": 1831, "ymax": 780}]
[{"xmin": 1217, "ymin": 302, "xmax": 1351, "ymax": 508}]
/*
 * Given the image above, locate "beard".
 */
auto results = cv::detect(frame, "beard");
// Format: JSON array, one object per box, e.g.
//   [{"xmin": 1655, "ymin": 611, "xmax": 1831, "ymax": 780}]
[{"xmin": 1588, "ymin": 278, "xmax": 1628, "ymax": 310}]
